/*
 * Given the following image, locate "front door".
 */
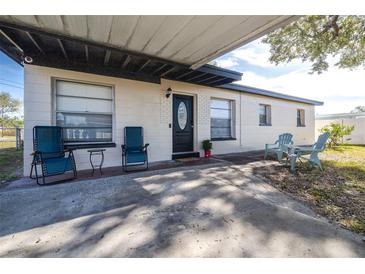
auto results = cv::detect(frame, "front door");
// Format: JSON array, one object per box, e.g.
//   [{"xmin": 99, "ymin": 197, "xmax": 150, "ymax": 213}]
[{"xmin": 173, "ymin": 94, "xmax": 194, "ymax": 153}]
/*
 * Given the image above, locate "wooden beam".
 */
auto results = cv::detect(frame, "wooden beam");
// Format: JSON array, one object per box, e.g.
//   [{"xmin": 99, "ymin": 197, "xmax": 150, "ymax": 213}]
[
  {"xmin": 25, "ymin": 31, "xmax": 44, "ymax": 54},
  {"xmin": 0, "ymin": 45, "xmax": 22, "ymax": 65},
  {"xmin": 204, "ymin": 77, "xmax": 226, "ymax": 85},
  {"xmin": 30, "ymin": 53, "xmax": 161, "ymax": 84},
  {"xmin": 197, "ymin": 75, "xmax": 219, "ymax": 84},
  {"xmin": 122, "ymin": 55, "xmax": 131, "ymax": 69},
  {"xmin": 84, "ymin": 45, "xmax": 89, "ymax": 62},
  {"xmin": 57, "ymin": 39, "xmax": 68, "ymax": 59},
  {"xmin": 175, "ymin": 70, "xmax": 195, "ymax": 80},
  {"xmin": 136, "ymin": 59, "xmax": 151, "ymax": 73},
  {"xmin": 104, "ymin": 49, "xmax": 111, "ymax": 66},
  {"xmin": 152, "ymin": 63, "xmax": 168, "ymax": 75},
  {"xmin": 160, "ymin": 66, "xmax": 176, "ymax": 77},
  {"xmin": 186, "ymin": 73, "xmax": 207, "ymax": 82},
  {"xmin": 0, "ymin": 28, "xmax": 23, "ymax": 53}
]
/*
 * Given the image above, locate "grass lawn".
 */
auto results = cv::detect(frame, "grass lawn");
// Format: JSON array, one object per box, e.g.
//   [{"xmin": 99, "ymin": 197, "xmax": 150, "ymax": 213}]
[
  {"xmin": 0, "ymin": 141, "xmax": 23, "ymax": 185},
  {"xmin": 254, "ymin": 145, "xmax": 365, "ymax": 235}
]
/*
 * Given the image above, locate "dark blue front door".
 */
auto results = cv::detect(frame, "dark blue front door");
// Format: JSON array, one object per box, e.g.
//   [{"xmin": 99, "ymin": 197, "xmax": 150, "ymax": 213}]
[{"xmin": 173, "ymin": 94, "xmax": 194, "ymax": 153}]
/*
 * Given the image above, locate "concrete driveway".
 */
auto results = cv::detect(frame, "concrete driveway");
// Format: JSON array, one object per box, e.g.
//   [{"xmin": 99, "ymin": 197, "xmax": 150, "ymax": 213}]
[{"xmin": 0, "ymin": 161, "xmax": 364, "ymax": 257}]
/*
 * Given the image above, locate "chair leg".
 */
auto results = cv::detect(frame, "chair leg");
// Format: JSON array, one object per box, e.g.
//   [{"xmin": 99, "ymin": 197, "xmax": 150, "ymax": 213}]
[
  {"xmin": 33, "ymin": 163, "xmax": 44, "ymax": 186},
  {"xmin": 276, "ymin": 151, "xmax": 283, "ymax": 162},
  {"xmin": 30, "ymin": 163, "xmax": 34, "ymax": 179},
  {"xmin": 290, "ymin": 155, "xmax": 297, "ymax": 173}
]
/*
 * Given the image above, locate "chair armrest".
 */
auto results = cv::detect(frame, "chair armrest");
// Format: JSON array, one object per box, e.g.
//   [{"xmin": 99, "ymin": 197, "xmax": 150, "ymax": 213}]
[
  {"xmin": 143, "ymin": 143, "xmax": 150, "ymax": 151},
  {"xmin": 265, "ymin": 143, "xmax": 278, "ymax": 149}
]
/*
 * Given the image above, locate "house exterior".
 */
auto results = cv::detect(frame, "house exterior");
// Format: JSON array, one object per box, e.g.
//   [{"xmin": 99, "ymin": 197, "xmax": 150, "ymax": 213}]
[
  {"xmin": 0, "ymin": 15, "xmax": 323, "ymax": 176},
  {"xmin": 316, "ymin": 113, "xmax": 365, "ymax": 144}
]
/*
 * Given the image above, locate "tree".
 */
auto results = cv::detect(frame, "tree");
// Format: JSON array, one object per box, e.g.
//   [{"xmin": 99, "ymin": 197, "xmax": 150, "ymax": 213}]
[
  {"xmin": 0, "ymin": 91, "xmax": 22, "ymax": 136},
  {"xmin": 350, "ymin": 106, "xmax": 365, "ymax": 113},
  {"xmin": 320, "ymin": 123, "xmax": 354, "ymax": 147},
  {"xmin": 263, "ymin": 16, "xmax": 365, "ymax": 74}
]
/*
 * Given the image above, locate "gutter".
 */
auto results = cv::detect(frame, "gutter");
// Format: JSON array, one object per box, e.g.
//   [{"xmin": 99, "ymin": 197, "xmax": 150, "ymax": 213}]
[{"xmin": 220, "ymin": 83, "xmax": 323, "ymax": 106}]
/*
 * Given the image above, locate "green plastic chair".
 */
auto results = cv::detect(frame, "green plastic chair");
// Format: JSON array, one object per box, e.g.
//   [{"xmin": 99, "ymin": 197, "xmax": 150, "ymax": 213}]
[
  {"xmin": 287, "ymin": 132, "xmax": 330, "ymax": 172},
  {"xmin": 264, "ymin": 133, "xmax": 293, "ymax": 162}
]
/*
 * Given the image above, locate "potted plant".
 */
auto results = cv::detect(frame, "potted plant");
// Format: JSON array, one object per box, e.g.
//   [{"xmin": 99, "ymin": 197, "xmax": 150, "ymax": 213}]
[{"xmin": 202, "ymin": 139, "xmax": 213, "ymax": 158}]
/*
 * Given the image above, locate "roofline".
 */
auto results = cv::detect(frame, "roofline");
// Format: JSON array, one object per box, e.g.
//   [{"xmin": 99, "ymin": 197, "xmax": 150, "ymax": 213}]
[
  {"xmin": 220, "ymin": 83, "xmax": 324, "ymax": 106},
  {"xmin": 197, "ymin": 64, "xmax": 242, "ymax": 81},
  {"xmin": 316, "ymin": 112, "xmax": 365, "ymax": 119}
]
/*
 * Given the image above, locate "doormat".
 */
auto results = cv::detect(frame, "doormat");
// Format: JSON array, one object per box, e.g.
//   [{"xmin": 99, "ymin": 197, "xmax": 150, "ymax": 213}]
[{"xmin": 176, "ymin": 157, "xmax": 201, "ymax": 162}]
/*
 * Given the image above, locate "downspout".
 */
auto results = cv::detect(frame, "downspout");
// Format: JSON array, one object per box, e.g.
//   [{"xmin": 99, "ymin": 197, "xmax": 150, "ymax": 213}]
[{"xmin": 240, "ymin": 92, "xmax": 242, "ymax": 147}]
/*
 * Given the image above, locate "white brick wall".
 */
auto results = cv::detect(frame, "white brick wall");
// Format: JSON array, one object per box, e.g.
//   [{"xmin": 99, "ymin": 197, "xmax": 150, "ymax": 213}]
[{"xmin": 23, "ymin": 65, "xmax": 316, "ymax": 176}]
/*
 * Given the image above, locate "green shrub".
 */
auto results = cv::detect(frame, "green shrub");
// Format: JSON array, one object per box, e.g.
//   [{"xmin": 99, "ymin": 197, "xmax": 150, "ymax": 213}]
[
  {"xmin": 320, "ymin": 123, "xmax": 354, "ymax": 147},
  {"xmin": 202, "ymin": 139, "xmax": 212, "ymax": 151}
]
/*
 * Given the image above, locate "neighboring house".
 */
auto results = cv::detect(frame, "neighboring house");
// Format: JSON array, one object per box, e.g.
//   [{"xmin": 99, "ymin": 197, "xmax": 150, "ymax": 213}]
[
  {"xmin": 0, "ymin": 16, "xmax": 323, "ymax": 176},
  {"xmin": 316, "ymin": 113, "xmax": 365, "ymax": 144}
]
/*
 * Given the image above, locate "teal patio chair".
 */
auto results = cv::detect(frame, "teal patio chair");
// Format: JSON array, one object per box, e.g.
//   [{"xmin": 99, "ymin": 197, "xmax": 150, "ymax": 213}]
[
  {"xmin": 287, "ymin": 132, "xmax": 330, "ymax": 172},
  {"xmin": 264, "ymin": 133, "xmax": 293, "ymax": 162},
  {"xmin": 30, "ymin": 126, "xmax": 77, "ymax": 185},
  {"xmin": 122, "ymin": 127, "xmax": 149, "ymax": 172}
]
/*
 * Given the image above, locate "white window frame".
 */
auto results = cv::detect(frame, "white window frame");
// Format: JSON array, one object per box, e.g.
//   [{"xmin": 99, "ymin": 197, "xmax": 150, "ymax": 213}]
[
  {"xmin": 210, "ymin": 97, "xmax": 235, "ymax": 140},
  {"xmin": 52, "ymin": 77, "xmax": 115, "ymax": 144}
]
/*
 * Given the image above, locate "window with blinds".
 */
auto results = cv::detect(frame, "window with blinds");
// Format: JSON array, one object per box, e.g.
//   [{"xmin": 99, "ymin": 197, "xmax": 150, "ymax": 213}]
[
  {"xmin": 55, "ymin": 80, "xmax": 113, "ymax": 143},
  {"xmin": 210, "ymin": 98, "xmax": 233, "ymax": 139},
  {"xmin": 297, "ymin": 109, "xmax": 305, "ymax": 127}
]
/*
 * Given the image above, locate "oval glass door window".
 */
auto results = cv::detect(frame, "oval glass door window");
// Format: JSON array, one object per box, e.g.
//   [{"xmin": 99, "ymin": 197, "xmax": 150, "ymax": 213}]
[{"xmin": 177, "ymin": 102, "xmax": 187, "ymax": 130}]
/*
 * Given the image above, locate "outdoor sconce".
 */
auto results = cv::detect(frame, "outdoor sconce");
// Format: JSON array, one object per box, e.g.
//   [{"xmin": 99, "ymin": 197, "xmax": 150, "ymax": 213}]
[{"xmin": 165, "ymin": 87, "xmax": 172, "ymax": 98}]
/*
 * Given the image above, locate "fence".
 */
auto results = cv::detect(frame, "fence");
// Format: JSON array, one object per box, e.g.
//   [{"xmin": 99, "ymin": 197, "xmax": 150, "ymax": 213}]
[
  {"xmin": 315, "ymin": 116, "xmax": 365, "ymax": 144},
  {"xmin": 0, "ymin": 127, "xmax": 24, "ymax": 149}
]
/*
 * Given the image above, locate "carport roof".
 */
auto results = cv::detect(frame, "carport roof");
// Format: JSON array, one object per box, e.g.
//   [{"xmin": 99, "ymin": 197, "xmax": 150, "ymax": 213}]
[
  {"xmin": 0, "ymin": 16, "xmax": 298, "ymax": 87},
  {"xmin": 0, "ymin": 16, "xmax": 297, "ymax": 69}
]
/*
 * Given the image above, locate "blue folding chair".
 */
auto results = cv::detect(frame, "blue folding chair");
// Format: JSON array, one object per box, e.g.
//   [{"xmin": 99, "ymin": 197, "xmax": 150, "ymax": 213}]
[
  {"xmin": 122, "ymin": 127, "xmax": 149, "ymax": 172},
  {"xmin": 30, "ymin": 126, "xmax": 77, "ymax": 185}
]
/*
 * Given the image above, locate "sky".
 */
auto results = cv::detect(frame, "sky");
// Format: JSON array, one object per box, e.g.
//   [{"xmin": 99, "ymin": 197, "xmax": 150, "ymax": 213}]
[
  {"xmin": 0, "ymin": 51, "xmax": 24, "ymax": 117},
  {"xmin": 1, "ymin": 36, "xmax": 365, "ymax": 116},
  {"xmin": 213, "ymin": 38, "xmax": 365, "ymax": 115}
]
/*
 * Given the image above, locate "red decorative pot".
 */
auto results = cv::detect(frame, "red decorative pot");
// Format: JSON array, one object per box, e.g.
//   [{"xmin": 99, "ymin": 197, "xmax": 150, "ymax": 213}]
[{"xmin": 204, "ymin": 150, "xmax": 212, "ymax": 158}]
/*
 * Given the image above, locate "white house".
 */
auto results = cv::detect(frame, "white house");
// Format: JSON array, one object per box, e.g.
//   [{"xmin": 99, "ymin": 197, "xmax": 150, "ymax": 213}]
[{"xmin": 0, "ymin": 16, "xmax": 323, "ymax": 176}]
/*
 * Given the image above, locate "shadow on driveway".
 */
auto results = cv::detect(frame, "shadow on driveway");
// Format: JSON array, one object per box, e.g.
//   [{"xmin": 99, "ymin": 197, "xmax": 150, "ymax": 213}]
[{"xmin": 0, "ymin": 155, "xmax": 364, "ymax": 257}]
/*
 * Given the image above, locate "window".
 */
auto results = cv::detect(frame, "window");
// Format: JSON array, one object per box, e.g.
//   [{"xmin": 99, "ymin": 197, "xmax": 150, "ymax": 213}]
[
  {"xmin": 210, "ymin": 98, "xmax": 234, "ymax": 139},
  {"xmin": 297, "ymin": 109, "xmax": 305, "ymax": 127},
  {"xmin": 55, "ymin": 80, "xmax": 113, "ymax": 143},
  {"xmin": 259, "ymin": 104, "xmax": 271, "ymax": 126}
]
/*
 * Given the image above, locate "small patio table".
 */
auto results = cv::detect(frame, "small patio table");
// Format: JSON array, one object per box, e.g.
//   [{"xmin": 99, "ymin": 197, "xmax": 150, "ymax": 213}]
[
  {"xmin": 87, "ymin": 149, "xmax": 106, "ymax": 175},
  {"xmin": 282, "ymin": 144, "xmax": 313, "ymax": 164}
]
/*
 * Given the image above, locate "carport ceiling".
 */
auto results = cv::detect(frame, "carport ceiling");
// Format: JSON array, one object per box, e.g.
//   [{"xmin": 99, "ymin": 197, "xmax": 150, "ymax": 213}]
[{"xmin": 0, "ymin": 15, "xmax": 297, "ymax": 69}]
